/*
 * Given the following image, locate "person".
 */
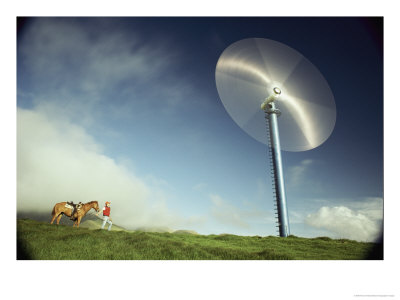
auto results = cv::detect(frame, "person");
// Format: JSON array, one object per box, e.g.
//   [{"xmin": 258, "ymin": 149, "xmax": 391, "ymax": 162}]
[{"xmin": 96, "ymin": 201, "xmax": 112, "ymax": 231}]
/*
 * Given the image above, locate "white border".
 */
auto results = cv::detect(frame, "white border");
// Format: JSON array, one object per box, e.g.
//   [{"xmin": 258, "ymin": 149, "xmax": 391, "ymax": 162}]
[{"xmin": 3, "ymin": 1, "xmax": 399, "ymax": 299}]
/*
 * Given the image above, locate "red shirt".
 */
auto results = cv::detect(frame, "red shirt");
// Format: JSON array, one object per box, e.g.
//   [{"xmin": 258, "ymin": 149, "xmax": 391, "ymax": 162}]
[{"xmin": 103, "ymin": 206, "xmax": 110, "ymax": 216}]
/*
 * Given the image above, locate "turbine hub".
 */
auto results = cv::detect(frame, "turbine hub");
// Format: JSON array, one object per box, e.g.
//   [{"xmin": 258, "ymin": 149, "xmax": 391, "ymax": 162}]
[{"xmin": 261, "ymin": 87, "xmax": 282, "ymax": 111}]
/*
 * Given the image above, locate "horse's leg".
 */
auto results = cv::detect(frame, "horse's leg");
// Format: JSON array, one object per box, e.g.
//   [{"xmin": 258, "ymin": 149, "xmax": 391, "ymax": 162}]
[
  {"xmin": 50, "ymin": 213, "xmax": 57, "ymax": 224},
  {"xmin": 56, "ymin": 214, "xmax": 63, "ymax": 225},
  {"xmin": 77, "ymin": 216, "xmax": 81, "ymax": 228},
  {"xmin": 73, "ymin": 214, "xmax": 79, "ymax": 227},
  {"xmin": 51, "ymin": 206, "xmax": 59, "ymax": 224}
]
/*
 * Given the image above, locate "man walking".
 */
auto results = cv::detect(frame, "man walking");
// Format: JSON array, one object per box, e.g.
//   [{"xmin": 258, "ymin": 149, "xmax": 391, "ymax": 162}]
[{"xmin": 97, "ymin": 201, "xmax": 112, "ymax": 231}]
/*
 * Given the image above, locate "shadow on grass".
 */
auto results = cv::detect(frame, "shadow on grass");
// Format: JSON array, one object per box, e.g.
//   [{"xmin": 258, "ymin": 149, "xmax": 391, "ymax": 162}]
[
  {"xmin": 365, "ymin": 234, "xmax": 383, "ymax": 260},
  {"xmin": 17, "ymin": 237, "xmax": 32, "ymax": 260}
]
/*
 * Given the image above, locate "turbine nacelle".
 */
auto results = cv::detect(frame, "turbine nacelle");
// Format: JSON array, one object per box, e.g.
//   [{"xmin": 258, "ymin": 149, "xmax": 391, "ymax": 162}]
[{"xmin": 261, "ymin": 87, "xmax": 282, "ymax": 111}]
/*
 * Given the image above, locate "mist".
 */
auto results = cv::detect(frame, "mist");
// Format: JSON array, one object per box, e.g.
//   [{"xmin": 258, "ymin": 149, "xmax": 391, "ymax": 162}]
[{"xmin": 17, "ymin": 106, "xmax": 186, "ymax": 230}]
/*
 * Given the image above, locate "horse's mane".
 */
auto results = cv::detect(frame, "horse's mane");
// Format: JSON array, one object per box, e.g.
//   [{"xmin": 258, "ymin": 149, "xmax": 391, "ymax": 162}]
[{"xmin": 83, "ymin": 200, "xmax": 98, "ymax": 206}]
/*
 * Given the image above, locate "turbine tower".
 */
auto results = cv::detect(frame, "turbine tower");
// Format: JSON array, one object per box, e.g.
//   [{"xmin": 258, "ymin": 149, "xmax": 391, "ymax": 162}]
[
  {"xmin": 261, "ymin": 86, "xmax": 290, "ymax": 236},
  {"xmin": 215, "ymin": 38, "xmax": 336, "ymax": 237}
]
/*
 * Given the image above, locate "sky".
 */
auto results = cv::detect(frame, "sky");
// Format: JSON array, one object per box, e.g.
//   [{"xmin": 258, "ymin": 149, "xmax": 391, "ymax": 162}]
[{"xmin": 16, "ymin": 17, "xmax": 383, "ymax": 242}]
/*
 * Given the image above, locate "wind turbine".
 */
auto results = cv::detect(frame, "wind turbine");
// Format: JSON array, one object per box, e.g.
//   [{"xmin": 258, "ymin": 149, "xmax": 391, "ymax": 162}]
[{"xmin": 215, "ymin": 38, "xmax": 336, "ymax": 237}]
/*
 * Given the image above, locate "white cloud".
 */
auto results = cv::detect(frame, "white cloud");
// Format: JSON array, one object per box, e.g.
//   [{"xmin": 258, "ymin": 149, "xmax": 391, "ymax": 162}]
[
  {"xmin": 19, "ymin": 18, "xmax": 194, "ymax": 122},
  {"xmin": 16, "ymin": 107, "xmax": 190, "ymax": 230},
  {"xmin": 347, "ymin": 197, "xmax": 384, "ymax": 221},
  {"xmin": 305, "ymin": 198, "xmax": 383, "ymax": 242},
  {"xmin": 21, "ymin": 19, "xmax": 165, "ymax": 89}
]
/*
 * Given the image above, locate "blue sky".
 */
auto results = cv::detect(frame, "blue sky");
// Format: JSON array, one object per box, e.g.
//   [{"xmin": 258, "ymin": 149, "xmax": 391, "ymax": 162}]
[{"xmin": 17, "ymin": 17, "xmax": 383, "ymax": 241}]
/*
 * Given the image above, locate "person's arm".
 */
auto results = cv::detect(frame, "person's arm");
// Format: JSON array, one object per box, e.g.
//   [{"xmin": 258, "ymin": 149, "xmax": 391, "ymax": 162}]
[{"xmin": 96, "ymin": 207, "xmax": 105, "ymax": 216}]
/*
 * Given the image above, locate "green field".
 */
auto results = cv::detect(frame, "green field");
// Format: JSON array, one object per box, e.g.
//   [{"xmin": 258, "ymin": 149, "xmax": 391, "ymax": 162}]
[{"xmin": 17, "ymin": 219, "xmax": 382, "ymax": 260}]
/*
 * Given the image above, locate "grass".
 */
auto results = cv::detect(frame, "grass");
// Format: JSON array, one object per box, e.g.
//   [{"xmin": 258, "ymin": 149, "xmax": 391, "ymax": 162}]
[{"xmin": 17, "ymin": 219, "xmax": 382, "ymax": 260}]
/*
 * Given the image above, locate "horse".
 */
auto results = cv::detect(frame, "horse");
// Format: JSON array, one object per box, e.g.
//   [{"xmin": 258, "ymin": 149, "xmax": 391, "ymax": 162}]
[{"xmin": 50, "ymin": 201, "xmax": 100, "ymax": 228}]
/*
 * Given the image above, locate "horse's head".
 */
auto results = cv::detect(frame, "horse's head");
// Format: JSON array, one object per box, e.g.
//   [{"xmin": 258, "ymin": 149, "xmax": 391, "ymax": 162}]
[{"xmin": 93, "ymin": 201, "xmax": 100, "ymax": 212}]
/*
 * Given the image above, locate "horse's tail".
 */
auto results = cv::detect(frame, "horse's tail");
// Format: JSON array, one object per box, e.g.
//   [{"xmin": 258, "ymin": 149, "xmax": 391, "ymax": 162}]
[{"xmin": 51, "ymin": 204, "xmax": 56, "ymax": 216}]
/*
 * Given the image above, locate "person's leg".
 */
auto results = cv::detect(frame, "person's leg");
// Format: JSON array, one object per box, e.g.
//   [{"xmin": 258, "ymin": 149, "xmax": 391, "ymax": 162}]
[
  {"xmin": 101, "ymin": 216, "xmax": 108, "ymax": 229},
  {"xmin": 107, "ymin": 218, "xmax": 112, "ymax": 231}
]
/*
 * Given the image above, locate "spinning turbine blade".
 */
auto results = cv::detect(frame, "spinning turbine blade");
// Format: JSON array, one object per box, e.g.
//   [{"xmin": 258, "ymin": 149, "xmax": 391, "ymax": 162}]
[
  {"xmin": 215, "ymin": 38, "xmax": 336, "ymax": 237},
  {"xmin": 215, "ymin": 38, "xmax": 336, "ymax": 151}
]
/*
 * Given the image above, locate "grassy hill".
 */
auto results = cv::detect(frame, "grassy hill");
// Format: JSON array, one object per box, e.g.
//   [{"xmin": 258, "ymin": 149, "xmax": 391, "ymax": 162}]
[
  {"xmin": 79, "ymin": 218, "xmax": 126, "ymax": 231},
  {"xmin": 17, "ymin": 219, "xmax": 382, "ymax": 260}
]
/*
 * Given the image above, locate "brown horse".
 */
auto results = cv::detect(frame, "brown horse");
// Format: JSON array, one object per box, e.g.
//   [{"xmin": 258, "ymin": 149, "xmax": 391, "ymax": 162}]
[{"xmin": 50, "ymin": 201, "xmax": 100, "ymax": 228}]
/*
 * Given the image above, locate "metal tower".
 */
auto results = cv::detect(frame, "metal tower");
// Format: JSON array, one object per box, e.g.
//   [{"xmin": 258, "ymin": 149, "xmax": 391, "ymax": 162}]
[{"xmin": 261, "ymin": 87, "xmax": 290, "ymax": 237}]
